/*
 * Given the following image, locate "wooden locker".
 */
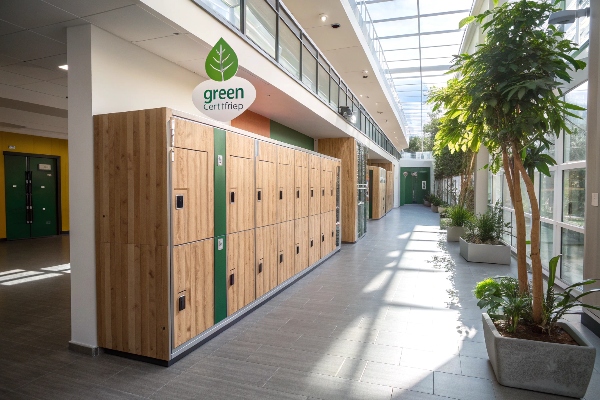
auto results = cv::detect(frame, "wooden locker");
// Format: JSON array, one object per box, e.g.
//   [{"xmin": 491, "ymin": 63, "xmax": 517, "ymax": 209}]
[
  {"xmin": 308, "ymin": 214, "xmax": 321, "ymax": 266},
  {"xmin": 255, "ymin": 224, "xmax": 278, "ymax": 298},
  {"xmin": 227, "ymin": 132, "xmax": 255, "ymax": 234},
  {"xmin": 294, "ymin": 217, "xmax": 309, "ymax": 274},
  {"xmin": 256, "ymin": 141, "xmax": 277, "ymax": 227},
  {"xmin": 277, "ymin": 147, "xmax": 295, "ymax": 223},
  {"xmin": 320, "ymin": 158, "xmax": 332, "ymax": 213},
  {"xmin": 309, "ymin": 155, "xmax": 321, "ymax": 216},
  {"xmin": 369, "ymin": 167, "xmax": 386, "ymax": 220},
  {"xmin": 227, "ymin": 229, "xmax": 256, "ymax": 315},
  {"xmin": 172, "ymin": 148, "xmax": 214, "ymax": 245},
  {"xmin": 320, "ymin": 212, "xmax": 329, "ymax": 257},
  {"xmin": 277, "ymin": 220, "xmax": 295, "ymax": 284},
  {"xmin": 386, "ymin": 170, "xmax": 394, "ymax": 212},
  {"xmin": 173, "ymin": 239, "xmax": 214, "ymax": 348},
  {"xmin": 294, "ymin": 151, "xmax": 309, "ymax": 219},
  {"xmin": 329, "ymin": 211, "xmax": 337, "ymax": 253}
]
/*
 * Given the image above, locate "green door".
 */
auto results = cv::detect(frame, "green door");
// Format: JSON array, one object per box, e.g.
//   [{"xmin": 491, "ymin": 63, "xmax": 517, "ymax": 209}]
[
  {"xmin": 30, "ymin": 157, "xmax": 58, "ymax": 237},
  {"xmin": 400, "ymin": 167, "xmax": 430, "ymax": 205},
  {"xmin": 4, "ymin": 155, "xmax": 30, "ymax": 240},
  {"xmin": 4, "ymin": 154, "xmax": 59, "ymax": 240}
]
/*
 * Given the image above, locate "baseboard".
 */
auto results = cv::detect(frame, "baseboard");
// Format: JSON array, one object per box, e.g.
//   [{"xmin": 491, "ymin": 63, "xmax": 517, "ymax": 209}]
[
  {"xmin": 582, "ymin": 311, "xmax": 600, "ymax": 338},
  {"xmin": 69, "ymin": 341, "xmax": 101, "ymax": 356},
  {"xmin": 61, "ymin": 231, "xmax": 69, "ymax": 235}
]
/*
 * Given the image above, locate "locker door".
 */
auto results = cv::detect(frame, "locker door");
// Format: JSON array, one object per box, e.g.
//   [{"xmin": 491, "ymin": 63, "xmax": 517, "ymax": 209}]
[
  {"xmin": 277, "ymin": 148, "xmax": 295, "ymax": 223},
  {"xmin": 329, "ymin": 211, "xmax": 336, "ymax": 253},
  {"xmin": 320, "ymin": 212, "xmax": 328, "ymax": 257},
  {"xmin": 227, "ymin": 230, "xmax": 256, "ymax": 315},
  {"xmin": 308, "ymin": 214, "xmax": 320, "ymax": 265},
  {"xmin": 294, "ymin": 151, "xmax": 309, "ymax": 219},
  {"xmin": 277, "ymin": 221, "xmax": 294, "ymax": 284},
  {"xmin": 172, "ymin": 148, "xmax": 213, "ymax": 245},
  {"xmin": 30, "ymin": 157, "xmax": 58, "ymax": 238},
  {"xmin": 294, "ymin": 217, "xmax": 309, "ymax": 274},
  {"xmin": 309, "ymin": 155, "xmax": 320, "ymax": 216},
  {"xmin": 256, "ymin": 224, "xmax": 278, "ymax": 298},
  {"xmin": 256, "ymin": 141, "xmax": 277, "ymax": 228},
  {"xmin": 173, "ymin": 239, "xmax": 214, "ymax": 348},
  {"xmin": 4, "ymin": 155, "xmax": 30, "ymax": 240},
  {"xmin": 227, "ymin": 133, "xmax": 255, "ymax": 234}
]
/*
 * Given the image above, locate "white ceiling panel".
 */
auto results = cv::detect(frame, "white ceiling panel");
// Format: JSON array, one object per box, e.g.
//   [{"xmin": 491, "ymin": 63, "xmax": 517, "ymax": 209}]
[
  {"xmin": 0, "ymin": 0, "xmax": 77, "ymax": 29},
  {"xmin": 175, "ymin": 58, "xmax": 209, "ymax": 79},
  {"xmin": 43, "ymin": 0, "xmax": 138, "ymax": 18},
  {"xmin": 0, "ymin": 69, "xmax": 42, "ymax": 86},
  {"xmin": 0, "ymin": 18, "xmax": 23, "ymax": 36},
  {"xmin": 47, "ymin": 77, "xmax": 68, "ymax": 87},
  {"xmin": 18, "ymin": 81, "xmax": 68, "ymax": 98},
  {"xmin": 27, "ymin": 54, "xmax": 68, "ymax": 70},
  {"xmin": 134, "ymin": 34, "xmax": 210, "ymax": 64},
  {"xmin": 86, "ymin": 5, "xmax": 179, "ymax": 43},
  {"xmin": 32, "ymin": 18, "xmax": 88, "ymax": 44},
  {"xmin": 0, "ymin": 30, "xmax": 67, "ymax": 61},
  {"xmin": 0, "ymin": 63, "xmax": 65, "ymax": 81},
  {"xmin": 0, "ymin": 53, "xmax": 20, "ymax": 67}
]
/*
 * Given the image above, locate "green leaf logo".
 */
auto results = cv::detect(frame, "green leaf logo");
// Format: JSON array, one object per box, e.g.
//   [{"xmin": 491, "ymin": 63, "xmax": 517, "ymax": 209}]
[{"xmin": 205, "ymin": 38, "xmax": 239, "ymax": 82}]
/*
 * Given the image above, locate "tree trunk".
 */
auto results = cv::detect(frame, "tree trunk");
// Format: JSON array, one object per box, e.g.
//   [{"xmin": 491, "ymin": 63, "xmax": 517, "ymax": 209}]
[
  {"xmin": 513, "ymin": 149, "xmax": 543, "ymax": 323},
  {"xmin": 501, "ymin": 146, "xmax": 528, "ymax": 294}
]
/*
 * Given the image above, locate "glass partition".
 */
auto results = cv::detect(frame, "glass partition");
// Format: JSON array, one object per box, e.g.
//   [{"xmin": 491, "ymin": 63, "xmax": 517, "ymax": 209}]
[
  {"xmin": 245, "ymin": 0, "xmax": 276, "ymax": 58},
  {"xmin": 278, "ymin": 17, "xmax": 300, "ymax": 78}
]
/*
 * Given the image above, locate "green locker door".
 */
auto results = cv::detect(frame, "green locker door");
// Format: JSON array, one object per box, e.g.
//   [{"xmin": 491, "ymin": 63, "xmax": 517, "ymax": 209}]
[
  {"xmin": 4, "ymin": 155, "xmax": 30, "ymax": 240},
  {"xmin": 30, "ymin": 157, "xmax": 58, "ymax": 237}
]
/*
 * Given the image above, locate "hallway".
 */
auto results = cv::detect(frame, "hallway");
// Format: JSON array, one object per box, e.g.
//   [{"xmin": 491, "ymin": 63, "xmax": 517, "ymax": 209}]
[{"xmin": 1, "ymin": 205, "xmax": 599, "ymax": 399}]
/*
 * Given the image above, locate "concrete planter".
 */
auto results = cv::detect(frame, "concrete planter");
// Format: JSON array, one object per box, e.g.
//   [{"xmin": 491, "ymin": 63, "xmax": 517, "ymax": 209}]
[
  {"xmin": 431, "ymin": 205, "xmax": 439, "ymax": 213},
  {"xmin": 446, "ymin": 226, "xmax": 466, "ymax": 242},
  {"xmin": 424, "ymin": 200, "xmax": 431, "ymax": 207},
  {"xmin": 459, "ymin": 237, "xmax": 511, "ymax": 264},
  {"xmin": 482, "ymin": 313, "xmax": 596, "ymax": 398},
  {"xmin": 438, "ymin": 206, "xmax": 446, "ymax": 215}
]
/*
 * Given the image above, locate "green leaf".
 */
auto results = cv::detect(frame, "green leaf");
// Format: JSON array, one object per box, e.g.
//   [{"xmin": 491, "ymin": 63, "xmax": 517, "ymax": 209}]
[
  {"xmin": 459, "ymin": 16, "xmax": 476, "ymax": 29},
  {"xmin": 205, "ymin": 38, "xmax": 239, "ymax": 82},
  {"xmin": 517, "ymin": 88, "xmax": 526, "ymax": 100},
  {"xmin": 535, "ymin": 162, "xmax": 551, "ymax": 177}
]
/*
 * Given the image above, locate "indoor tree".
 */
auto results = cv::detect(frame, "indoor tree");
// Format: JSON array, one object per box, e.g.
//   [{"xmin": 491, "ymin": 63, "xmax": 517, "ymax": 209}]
[{"xmin": 429, "ymin": 0, "xmax": 585, "ymax": 323}]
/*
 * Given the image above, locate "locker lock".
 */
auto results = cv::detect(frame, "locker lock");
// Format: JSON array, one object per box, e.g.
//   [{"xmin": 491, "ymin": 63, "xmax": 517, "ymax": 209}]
[
  {"xmin": 229, "ymin": 273, "xmax": 235, "ymax": 286},
  {"xmin": 178, "ymin": 294, "xmax": 186, "ymax": 311},
  {"xmin": 258, "ymin": 262, "xmax": 263, "ymax": 273},
  {"xmin": 279, "ymin": 253, "xmax": 284, "ymax": 263},
  {"xmin": 311, "ymin": 189, "xmax": 314, "ymax": 197},
  {"xmin": 257, "ymin": 190, "xmax": 262, "ymax": 201},
  {"xmin": 176, "ymin": 195, "xmax": 184, "ymax": 209},
  {"xmin": 296, "ymin": 190, "xmax": 300, "ymax": 198},
  {"xmin": 279, "ymin": 190, "xmax": 283, "ymax": 200},
  {"xmin": 310, "ymin": 239, "xmax": 313, "ymax": 247},
  {"xmin": 321, "ymin": 234, "xmax": 325, "ymax": 242},
  {"xmin": 296, "ymin": 245, "xmax": 300, "ymax": 254}
]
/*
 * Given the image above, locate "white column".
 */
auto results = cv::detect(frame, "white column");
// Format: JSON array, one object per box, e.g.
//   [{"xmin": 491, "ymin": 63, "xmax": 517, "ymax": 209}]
[
  {"xmin": 583, "ymin": 0, "xmax": 600, "ymax": 323},
  {"xmin": 474, "ymin": 145, "xmax": 490, "ymax": 215},
  {"xmin": 67, "ymin": 24, "xmax": 98, "ymax": 351}
]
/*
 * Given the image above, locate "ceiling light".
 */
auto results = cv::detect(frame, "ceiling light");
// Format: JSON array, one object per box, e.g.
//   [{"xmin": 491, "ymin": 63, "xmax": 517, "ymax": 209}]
[
  {"xmin": 548, "ymin": 8, "xmax": 589, "ymax": 25},
  {"xmin": 58, "ymin": 65, "xmax": 68, "ymax": 70},
  {"xmin": 320, "ymin": 14, "xmax": 328, "ymax": 22}
]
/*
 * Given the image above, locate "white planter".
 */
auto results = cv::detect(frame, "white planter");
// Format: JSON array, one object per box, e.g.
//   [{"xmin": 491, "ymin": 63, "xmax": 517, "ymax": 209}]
[
  {"xmin": 482, "ymin": 313, "xmax": 596, "ymax": 398},
  {"xmin": 431, "ymin": 205, "xmax": 439, "ymax": 213},
  {"xmin": 459, "ymin": 237, "xmax": 511, "ymax": 264},
  {"xmin": 446, "ymin": 226, "xmax": 465, "ymax": 242},
  {"xmin": 423, "ymin": 201, "xmax": 431, "ymax": 207},
  {"xmin": 438, "ymin": 206, "xmax": 446, "ymax": 215}
]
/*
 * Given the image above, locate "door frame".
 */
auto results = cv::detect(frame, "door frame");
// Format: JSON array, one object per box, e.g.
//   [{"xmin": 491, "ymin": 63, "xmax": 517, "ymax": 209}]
[{"xmin": 3, "ymin": 151, "xmax": 63, "ymax": 235}]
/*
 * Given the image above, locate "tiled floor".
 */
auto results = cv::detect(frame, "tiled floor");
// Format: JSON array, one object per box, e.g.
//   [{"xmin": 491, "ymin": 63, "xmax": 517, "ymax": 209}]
[{"xmin": 1, "ymin": 205, "xmax": 600, "ymax": 399}]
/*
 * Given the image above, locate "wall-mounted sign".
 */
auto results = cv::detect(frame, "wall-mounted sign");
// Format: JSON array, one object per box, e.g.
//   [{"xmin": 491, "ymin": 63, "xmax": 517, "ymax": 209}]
[{"xmin": 192, "ymin": 38, "xmax": 256, "ymax": 122}]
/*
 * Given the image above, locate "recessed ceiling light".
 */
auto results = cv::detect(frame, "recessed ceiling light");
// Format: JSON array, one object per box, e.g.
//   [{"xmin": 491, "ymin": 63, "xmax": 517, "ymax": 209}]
[
  {"xmin": 320, "ymin": 14, "xmax": 328, "ymax": 22},
  {"xmin": 58, "ymin": 65, "xmax": 68, "ymax": 70}
]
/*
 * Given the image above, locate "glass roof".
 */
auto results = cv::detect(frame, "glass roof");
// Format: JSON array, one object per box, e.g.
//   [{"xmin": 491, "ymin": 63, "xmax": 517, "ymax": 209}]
[{"xmin": 365, "ymin": 0, "xmax": 474, "ymax": 139}]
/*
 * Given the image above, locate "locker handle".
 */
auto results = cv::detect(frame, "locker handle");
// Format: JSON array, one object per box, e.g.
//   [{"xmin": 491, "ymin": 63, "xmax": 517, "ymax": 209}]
[
  {"xmin": 310, "ymin": 239, "xmax": 313, "ymax": 248},
  {"xmin": 279, "ymin": 253, "xmax": 283, "ymax": 263},
  {"xmin": 178, "ymin": 294, "xmax": 186, "ymax": 311},
  {"xmin": 258, "ymin": 262, "xmax": 263, "ymax": 273},
  {"xmin": 257, "ymin": 190, "xmax": 262, "ymax": 201},
  {"xmin": 230, "ymin": 191, "xmax": 235, "ymax": 204},
  {"xmin": 321, "ymin": 234, "xmax": 325, "ymax": 242},
  {"xmin": 279, "ymin": 190, "xmax": 283, "ymax": 200},
  {"xmin": 296, "ymin": 190, "xmax": 300, "ymax": 199},
  {"xmin": 229, "ymin": 273, "xmax": 235, "ymax": 286},
  {"xmin": 296, "ymin": 245, "xmax": 300, "ymax": 254},
  {"xmin": 332, "ymin": 231, "xmax": 334, "ymax": 237},
  {"xmin": 311, "ymin": 189, "xmax": 314, "ymax": 197},
  {"xmin": 322, "ymin": 189, "xmax": 325, "ymax": 196}
]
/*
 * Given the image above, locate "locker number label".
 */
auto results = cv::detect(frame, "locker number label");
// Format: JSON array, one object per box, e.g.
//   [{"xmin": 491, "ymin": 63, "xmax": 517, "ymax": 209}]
[
  {"xmin": 218, "ymin": 238, "xmax": 224, "ymax": 251},
  {"xmin": 217, "ymin": 155, "xmax": 223, "ymax": 166}
]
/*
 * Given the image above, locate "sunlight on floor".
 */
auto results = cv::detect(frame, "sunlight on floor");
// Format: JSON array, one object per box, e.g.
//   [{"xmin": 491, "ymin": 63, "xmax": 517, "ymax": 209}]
[{"xmin": 0, "ymin": 263, "xmax": 70, "ymax": 285}]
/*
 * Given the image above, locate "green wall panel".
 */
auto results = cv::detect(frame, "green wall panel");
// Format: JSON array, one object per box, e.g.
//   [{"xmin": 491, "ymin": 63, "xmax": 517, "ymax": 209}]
[
  {"xmin": 270, "ymin": 120, "xmax": 314, "ymax": 151},
  {"xmin": 213, "ymin": 128, "xmax": 227, "ymax": 323}
]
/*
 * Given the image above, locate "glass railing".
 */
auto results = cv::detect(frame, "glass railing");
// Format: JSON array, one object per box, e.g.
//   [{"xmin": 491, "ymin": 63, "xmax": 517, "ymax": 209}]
[
  {"xmin": 192, "ymin": 0, "xmax": 401, "ymax": 160},
  {"xmin": 347, "ymin": 0, "xmax": 410, "ymax": 134},
  {"xmin": 400, "ymin": 151, "xmax": 433, "ymax": 160}
]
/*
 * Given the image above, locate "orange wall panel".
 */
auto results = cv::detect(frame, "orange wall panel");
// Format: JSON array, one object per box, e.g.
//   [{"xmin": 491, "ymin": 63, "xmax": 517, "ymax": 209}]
[{"xmin": 231, "ymin": 110, "xmax": 270, "ymax": 138}]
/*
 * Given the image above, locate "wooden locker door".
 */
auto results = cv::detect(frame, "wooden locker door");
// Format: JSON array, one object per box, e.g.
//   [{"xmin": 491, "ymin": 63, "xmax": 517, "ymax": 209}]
[
  {"xmin": 277, "ymin": 221, "xmax": 294, "ymax": 284},
  {"xmin": 320, "ymin": 212, "xmax": 329, "ymax": 257},
  {"xmin": 329, "ymin": 211, "xmax": 337, "ymax": 253},
  {"xmin": 172, "ymin": 148, "xmax": 214, "ymax": 245},
  {"xmin": 294, "ymin": 217, "xmax": 309, "ymax": 274},
  {"xmin": 256, "ymin": 160, "xmax": 277, "ymax": 227},
  {"xmin": 277, "ymin": 147, "xmax": 295, "ymax": 223},
  {"xmin": 320, "ymin": 158, "xmax": 328, "ymax": 213},
  {"xmin": 227, "ymin": 156, "xmax": 255, "ymax": 234},
  {"xmin": 227, "ymin": 230, "xmax": 256, "ymax": 315},
  {"xmin": 256, "ymin": 225, "xmax": 278, "ymax": 298},
  {"xmin": 309, "ymin": 156, "xmax": 321, "ymax": 216},
  {"xmin": 173, "ymin": 239, "xmax": 215, "ymax": 348},
  {"xmin": 308, "ymin": 214, "xmax": 320, "ymax": 265},
  {"xmin": 294, "ymin": 151, "xmax": 309, "ymax": 219}
]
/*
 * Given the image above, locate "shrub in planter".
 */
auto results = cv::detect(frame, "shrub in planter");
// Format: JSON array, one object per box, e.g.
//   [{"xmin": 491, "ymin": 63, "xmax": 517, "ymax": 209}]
[
  {"xmin": 423, "ymin": 192, "xmax": 431, "ymax": 207},
  {"xmin": 459, "ymin": 202, "xmax": 511, "ymax": 264},
  {"xmin": 474, "ymin": 256, "xmax": 600, "ymax": 397},
  {"xmin": 430, "ymin": 195, "xmax": 442, "ymax": 213},
  {"xmin": 446, "ymin": 205, "xmax": 472, "ymax": 242}
]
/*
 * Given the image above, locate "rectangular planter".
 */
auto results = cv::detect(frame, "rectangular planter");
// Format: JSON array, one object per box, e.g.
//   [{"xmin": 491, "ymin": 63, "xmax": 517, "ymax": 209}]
[
  {"xmin": 431, "ymin": 205, "xmax": 439, "ymax": 213},
  {"xmin": 482, "ymin": 313, "xmax": 596, "ymax": 398},
  {"xmin": 447, "ymin": 226, "xmax": 465, "ymax": 242},
  {"xmin": 459, "ymin": 237, "xmax": 511, "ymax": 264}
]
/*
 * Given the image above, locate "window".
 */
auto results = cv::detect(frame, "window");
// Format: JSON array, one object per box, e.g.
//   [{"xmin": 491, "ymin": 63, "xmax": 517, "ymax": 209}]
[
  {"xmin": 540, "ymin": 222, "xmax": 554, "ymax": 267},
  {"xmin": 301, "ymin": 45, "xmax": 317, "ymax": 92},
  {"xmin": 561, "ymin": 228, "xmax": 584, "ymax": 285},
  {"xmin": 278, "ymin": 17, "xmax": 300, "ymax": 78},
  {"xmin": 564, "ymin": 82, "xmax": 587, "ymax": 162},
  {"xmin": 245, "ymin": 0, "xmax": 276, "ymax": 58},
  {"xmin": 317, "ymin": 64, "xmax": 329, "ymax": 102},
  {"xmin": 562, "ymin": 168, "xmax": 586, "ymax": 227},
  {"xmin": 330, "ymin": 76, "xmax": 339, "ymax": 109},
  {"xmin": 200, "ymin": 0, "xmax": 240, "ymax": 29},
  {"xmin": 539, "ymin": 171, "xmax": 554, "ymax": 219}
]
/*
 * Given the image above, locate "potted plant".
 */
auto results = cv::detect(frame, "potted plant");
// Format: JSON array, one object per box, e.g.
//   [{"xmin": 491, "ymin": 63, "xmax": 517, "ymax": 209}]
[
  {"xmin": 430, "ymin": 194, "xmax": 442, "ymax": 213},
  {"xmin": 474, "ymin": 256, "xmax": 599, "ymax": 397},
  {"xmin": 438, "ymin": 201, "xmax": 449, "ymax": 215},
  {"xmin": 446, "ymin": 204, "xmax": 472, "ymax": 242},
  {"xmin": 423, "ymin": 192, "xmax": 431, "ymax": 207},
  {"xmin": 459, "ymin": 202, "xmax": 511, "ymax": 264},
  {"xmin": 429, "ymin": 0, "xmax": 585, "ymax": 326}
]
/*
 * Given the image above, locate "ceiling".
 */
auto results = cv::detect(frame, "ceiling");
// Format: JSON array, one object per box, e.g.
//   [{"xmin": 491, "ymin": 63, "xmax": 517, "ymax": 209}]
[{"xmin": 364, "ymin": 0, "xmax": 474, "ymax": 139}]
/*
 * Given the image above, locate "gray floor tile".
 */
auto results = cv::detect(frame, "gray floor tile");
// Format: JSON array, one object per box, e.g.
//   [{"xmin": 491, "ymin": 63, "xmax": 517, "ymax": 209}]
[
  {"xmin": 433, "ymin": 371, "xmax": 496, "ymax": 400},
  {"xmin": 360, "ymin": 361, "xmax": 434, "ymax": 394}
]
